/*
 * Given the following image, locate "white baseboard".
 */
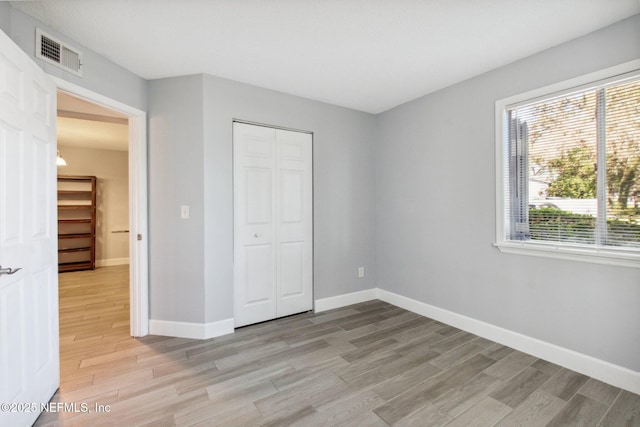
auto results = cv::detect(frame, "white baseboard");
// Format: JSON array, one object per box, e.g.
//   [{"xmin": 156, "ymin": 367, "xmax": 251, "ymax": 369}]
[
  {"xmin": 314, "ymin": 287, "xmax": 640, "ymax": 395},
  {"xmin": 149, "ymin": 318, "xmax": 234, "ymax": 340},
  {"xmin": 314, "ymin": 288, "xmax": 378, "ymax": 312},
  {"xmin": 96, "ymin": 257, "xmax": 129, "ymax": 267}
]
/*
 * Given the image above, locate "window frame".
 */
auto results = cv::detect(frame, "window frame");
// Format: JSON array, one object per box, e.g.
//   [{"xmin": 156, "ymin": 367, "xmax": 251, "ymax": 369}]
[{"xmin": 495, "ymin": 60, "xmax": 640, "ymax": 269}]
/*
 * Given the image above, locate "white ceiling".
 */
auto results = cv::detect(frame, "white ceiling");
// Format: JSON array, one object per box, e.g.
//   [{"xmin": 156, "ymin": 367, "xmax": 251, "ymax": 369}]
[
  {"xmin": 57, "ymin": 92, "xmax": 128, "ymax": 152},
  {"xmin": 12, "ymin": 0, "xmax": 640, "ymax": 114},
  {"xmin": 57, "ymin": 117, "xmax": 128, "ymax": 152}
]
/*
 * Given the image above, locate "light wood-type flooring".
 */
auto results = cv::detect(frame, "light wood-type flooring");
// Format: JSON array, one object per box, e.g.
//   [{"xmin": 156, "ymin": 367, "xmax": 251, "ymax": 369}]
[{"xmin": 35, "ymin": 265, "xmax": 640, "ymax": 426}]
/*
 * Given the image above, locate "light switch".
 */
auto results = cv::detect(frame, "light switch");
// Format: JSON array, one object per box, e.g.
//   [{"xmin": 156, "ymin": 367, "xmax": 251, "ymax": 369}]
[{"xmin": 181, "ymin": 205, "xmax": 190, "ymax": 219}]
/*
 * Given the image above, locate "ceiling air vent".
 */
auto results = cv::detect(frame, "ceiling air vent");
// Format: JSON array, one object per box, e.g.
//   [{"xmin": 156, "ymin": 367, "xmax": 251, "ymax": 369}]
[{"xmin": 35, "ymin": 28, "xmax": 83, "ymax": 77}]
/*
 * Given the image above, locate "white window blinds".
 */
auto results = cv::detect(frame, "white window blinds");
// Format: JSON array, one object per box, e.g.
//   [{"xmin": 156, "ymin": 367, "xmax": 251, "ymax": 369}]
[{"xmin": 504, "ymin": 78, "xmax": 640, "ymax": 250}]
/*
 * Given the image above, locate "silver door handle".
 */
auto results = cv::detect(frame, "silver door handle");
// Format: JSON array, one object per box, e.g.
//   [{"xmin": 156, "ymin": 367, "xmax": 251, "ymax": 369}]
[{"xmin": 0, "ymin": 265, "xmax": 22, "ymax": 276}]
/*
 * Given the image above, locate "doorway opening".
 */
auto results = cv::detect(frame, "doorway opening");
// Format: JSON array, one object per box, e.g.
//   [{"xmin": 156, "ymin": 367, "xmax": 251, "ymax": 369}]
[
  {"xmin": 56, "ymin": 92, "xmax": 132, "ymax": 378},
  {"xmin": 53, "ymin": 78, "xmax": 149, "ymax": 341}
]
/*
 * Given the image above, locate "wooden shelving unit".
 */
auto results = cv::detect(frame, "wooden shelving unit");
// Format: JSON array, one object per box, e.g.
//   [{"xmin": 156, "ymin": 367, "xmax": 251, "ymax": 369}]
[{"xmin": 57, "ymin": 175, "xmax": 97, "ymax": 272}]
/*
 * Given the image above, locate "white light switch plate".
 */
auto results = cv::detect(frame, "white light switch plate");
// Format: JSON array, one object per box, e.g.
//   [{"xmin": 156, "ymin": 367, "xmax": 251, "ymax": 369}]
[{"xmin": 181, "ymin": 205, "xmax": 189, "ymax": 219}]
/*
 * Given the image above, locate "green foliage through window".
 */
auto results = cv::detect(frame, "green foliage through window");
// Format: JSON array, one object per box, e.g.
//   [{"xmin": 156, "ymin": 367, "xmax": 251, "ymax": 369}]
[
  {"xmin": 529, "ymin": 207, "xmax": 640, "ymax": 247},
  {"xmin": 545, "ymin": 144, "xmax": 596, "ymax": 199}
]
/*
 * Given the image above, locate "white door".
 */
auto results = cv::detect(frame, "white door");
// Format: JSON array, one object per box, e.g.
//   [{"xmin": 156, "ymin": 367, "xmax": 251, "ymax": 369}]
[
  {"xmin": 0, "ymin": 29, "xmax": 59, "ymax": 427},
  {"xmin": 234, "ymin": 124, "xmax": 278, "ymax": 326},
  {"xmin": 275, "ymin": 128, "xmax": 313, "ymax": 318},
  {"xmin": 233, "ymin": 122, "xmax": 312, "ymax": 327}
]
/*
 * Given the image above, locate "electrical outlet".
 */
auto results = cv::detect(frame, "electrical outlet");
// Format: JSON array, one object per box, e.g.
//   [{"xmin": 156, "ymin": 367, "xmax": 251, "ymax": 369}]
[{"xmin": 358, "ymin": 267, "xmax": 365, "ymax": 278}]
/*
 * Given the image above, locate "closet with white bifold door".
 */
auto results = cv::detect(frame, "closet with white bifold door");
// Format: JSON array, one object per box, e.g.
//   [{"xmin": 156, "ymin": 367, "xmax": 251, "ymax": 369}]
[{"xmin": 233, "ymin": 122, "xmax": 313, "ymax": 327}]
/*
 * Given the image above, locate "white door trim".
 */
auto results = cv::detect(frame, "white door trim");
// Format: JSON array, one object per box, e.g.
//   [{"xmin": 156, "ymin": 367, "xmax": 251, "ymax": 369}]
[{"xmin": 51, "ymin": 77, "xmax": 149, "ymax": 336}]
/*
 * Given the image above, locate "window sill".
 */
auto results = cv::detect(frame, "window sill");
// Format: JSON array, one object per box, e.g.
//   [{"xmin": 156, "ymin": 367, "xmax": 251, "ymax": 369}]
[{"xmin": 494, "ymin": 241, "xmax": 640, "ymax": 269}]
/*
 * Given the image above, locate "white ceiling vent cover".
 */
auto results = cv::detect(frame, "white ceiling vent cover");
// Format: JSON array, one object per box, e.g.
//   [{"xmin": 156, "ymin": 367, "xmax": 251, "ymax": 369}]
[{"xmin": 35, "ymin": 28, "xmax": 83, "ymax": 77}]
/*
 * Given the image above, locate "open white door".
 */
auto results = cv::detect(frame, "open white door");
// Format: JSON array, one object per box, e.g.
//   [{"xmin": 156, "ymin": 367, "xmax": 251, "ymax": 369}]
[{"xmin": 0, "ymin": 29, "xmax": 59, "ymax": 427}]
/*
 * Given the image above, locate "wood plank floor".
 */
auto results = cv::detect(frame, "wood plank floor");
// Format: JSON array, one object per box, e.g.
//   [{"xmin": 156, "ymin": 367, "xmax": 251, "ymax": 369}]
[{"xmin": 35, "ymin": 266, "xmax": 640, "ymax": 426}]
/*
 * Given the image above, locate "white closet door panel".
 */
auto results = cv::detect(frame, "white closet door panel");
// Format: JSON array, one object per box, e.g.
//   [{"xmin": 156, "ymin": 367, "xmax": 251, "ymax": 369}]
[
  {"xmin": 233, "ymin": 123, "xmax": 277, "ymax": 327},
  {"xmin": 276, "ymin": 129, "xmax": 313, "ymax": 317},
  {"xmin": 237, "ymin": 243, "xmax": 276, "ymax": 325},
  {"xmin": 281, "ymin": 170, "xmax": 303, "ymax": 223},
  {"xmin": 245, "ymin": 245, "xmax": 273, "ymax": 303},
  {"xmin": 246, "ymin": 168, "xmax": 272, "ymax": 225},
  {"xmin": 279, "ymin": 241, "xmax": 304, "ymax": 297}
]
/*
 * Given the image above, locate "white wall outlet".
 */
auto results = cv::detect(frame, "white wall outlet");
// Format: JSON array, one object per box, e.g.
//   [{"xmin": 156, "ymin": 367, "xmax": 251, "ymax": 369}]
[
  {"xmin": 358, "ymin": 267, "xmax": 365, "ymax": 278},
  {"xmin": 181, "ymin": 205, "xmax": 190, "ymax": 219}
]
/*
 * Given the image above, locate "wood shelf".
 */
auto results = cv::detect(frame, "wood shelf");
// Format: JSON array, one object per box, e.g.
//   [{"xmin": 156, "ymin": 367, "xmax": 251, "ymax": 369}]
[
  {"xmin": 58, "ymin": 261, "xmax": 93, "ymax": 272},
  {"xmin": 59, "ymin": 233, "xmax": 93, "ymax": 239},
  {"xmin": 59, "ymin": 219, "xmax": 92, "ymax": 224},
  {"xmin": 58, "ymin": 175, "xmax": 96, "ymax": 181},
  {"xmin": 58, "ymin": 190, "xmax": 93, "ymax": 194},
  {"xmin": 58, "ymin": 205, "xmax": 93, "ymax": 209},
  {"xmin": 58, "ymin": 175, "xmax": 96, "ymax": 272},
  {"xmin": 58, "ymin": 247, "xmax": 92, "ymax": 253}
]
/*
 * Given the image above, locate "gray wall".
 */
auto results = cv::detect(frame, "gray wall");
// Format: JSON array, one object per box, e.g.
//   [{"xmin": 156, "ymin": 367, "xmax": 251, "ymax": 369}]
[
  {"xmin": 375, "ymin": 15, "xmax": 640, "ymax": 372},
  {"xmin": 6, "ymin": 6, "xmax": 147, "ymax": 112},
  {"xmin": 0, "ymin": 3, "xmax": 10, "ymax": 34},
  {"xmin": 147, "ymin": 74, "xmax": 377, "ymax": 324},
  {"xmin": 148, "ymin": 75, "xmax": 206, "ymax": 323}
]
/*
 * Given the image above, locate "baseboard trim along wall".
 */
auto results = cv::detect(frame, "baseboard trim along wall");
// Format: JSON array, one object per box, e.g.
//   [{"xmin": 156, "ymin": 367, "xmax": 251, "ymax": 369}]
[
  {"xmin": 314, "ymin": 288, "xmax": 378, "ymax": 312},
  {"xmin": 314, "ymin": 288, "xmax": 640, "ymax": 396},
  {"xmin": 149, "ymin": 318, "xmax": 234, "ymax": 340},
  {"xmin": 95, "ymin": 257, "xmax": 129, "ymax": 267}
]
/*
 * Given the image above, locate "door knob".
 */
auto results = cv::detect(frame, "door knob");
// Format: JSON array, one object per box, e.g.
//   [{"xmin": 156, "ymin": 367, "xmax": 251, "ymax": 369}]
[
  {"xmin": 254, "ymin": 233, "xmax": 261, "ymax": 238},
  {"xmin": 0, "ymin": 265, "xmax": 22, "ymax": 276}
]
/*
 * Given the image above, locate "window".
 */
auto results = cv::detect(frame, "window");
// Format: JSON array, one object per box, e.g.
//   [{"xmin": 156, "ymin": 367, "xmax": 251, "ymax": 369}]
[{"xmin": 496, "ymin": 62, "xmax": 640, "ymax": 267}]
